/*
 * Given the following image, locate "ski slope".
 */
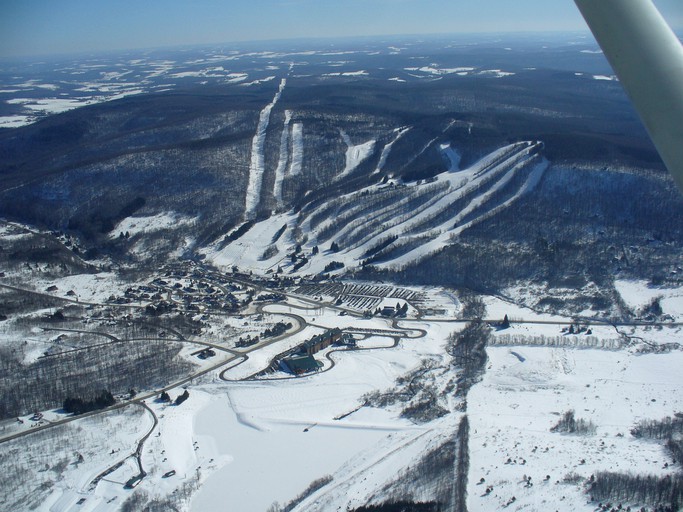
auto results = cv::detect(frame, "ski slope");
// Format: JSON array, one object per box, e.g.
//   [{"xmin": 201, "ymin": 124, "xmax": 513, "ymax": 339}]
[
  {"xmin": 273, "ymin": 110, "xmax": 293, "ymax": 210},
  {"xmin": 244, "ymin": 78, "xmax": 286, "ymax": 220},
  {"xmin": 206, "ymin": 140, "xmax": 548, "ymax": 276}
]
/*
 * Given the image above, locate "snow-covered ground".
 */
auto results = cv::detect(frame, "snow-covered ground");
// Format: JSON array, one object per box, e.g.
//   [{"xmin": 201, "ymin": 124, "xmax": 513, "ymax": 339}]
[
  {"xmin": 3, "ymin": 275, "xmax": 681, "ymax": 511},
  {"xmin": 32, "ymin": 272, "xmax": 130, "ymax": 303},
  {"xmin": 109, "ymin": 212, "xmax": 197, "ymax": 239},
  {"xmin": 339, "ymin": 130, "xmax": 376, "ymax": 179},
  {"xmin": 468, "ymin": 346, "xmax": 683, "ymax": 512},
  {"xmin": 615, "ymin": 279, "xmax": 683, "ymax": 321},
  {"xmin": 405, "ymin": 66, "xmax": 474, "ymax": 76}
]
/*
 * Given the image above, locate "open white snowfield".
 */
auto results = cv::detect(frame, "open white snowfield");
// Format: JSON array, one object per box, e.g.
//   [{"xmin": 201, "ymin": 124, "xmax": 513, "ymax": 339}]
[
  {"xmin": 615, "ymin": 279, "xmax": 683, "ymax": 321},
  {"xmin": 467, "ymin": 346, "xmax": 683, "ymax": 512},
  {"xmin": 0, "ymin": 300, "xmax": 458, "ymax": 511},
  {"xmin": 31, "ymin": 272, "xmax": 130, "ymax": 304},
  {"xmin": 1, "ymin": 277, "xmax": 682, "ymax": 511},
  {"xmin": 109, "ymin": 212, "xmax": 198, "ymax": 240}
]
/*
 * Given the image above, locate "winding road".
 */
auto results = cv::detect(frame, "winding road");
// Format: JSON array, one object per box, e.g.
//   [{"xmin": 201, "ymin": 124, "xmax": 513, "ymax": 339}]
[{"xmin": 0, "ymin": 271, "xmax": 679, "ymax": 463}]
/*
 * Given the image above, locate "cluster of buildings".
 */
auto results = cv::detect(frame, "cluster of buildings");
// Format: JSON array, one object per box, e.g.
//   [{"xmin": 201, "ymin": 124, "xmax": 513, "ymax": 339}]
[{"xmin": 279, "ymin": 328, "xmax": 356, "ymax": 375}]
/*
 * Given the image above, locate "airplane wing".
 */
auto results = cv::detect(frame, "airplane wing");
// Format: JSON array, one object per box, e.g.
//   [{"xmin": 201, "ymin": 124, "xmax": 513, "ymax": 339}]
[{"xmin": 574, "ymin": 0, "xmax": 683, "ymax": 192}]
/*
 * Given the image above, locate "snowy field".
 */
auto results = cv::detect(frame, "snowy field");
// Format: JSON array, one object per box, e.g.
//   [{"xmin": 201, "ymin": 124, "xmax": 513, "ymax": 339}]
[
  {"xmin": 468, "ymin": 346, "xmax": 683, "ymax": 512},
  {"xmin": 1, "ymin": 272, "xmax": 682, "ymax": 511},
  {"xmin": 31, "ymin": 272, "xmax": 130, "ymax": 303},
  {"xmin": 190, "ymin": 320, "xmax": 456, "ymax": 512},
  {"xmin": 615, "ymin": 279, "xmax": 683, "ymax": 321}
]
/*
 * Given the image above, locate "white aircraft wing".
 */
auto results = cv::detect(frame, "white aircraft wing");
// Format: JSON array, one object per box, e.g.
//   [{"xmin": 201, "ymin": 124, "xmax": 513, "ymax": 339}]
[{"xmin": 575, "ymin": 0, "xmax": 683, "ymax": 192}]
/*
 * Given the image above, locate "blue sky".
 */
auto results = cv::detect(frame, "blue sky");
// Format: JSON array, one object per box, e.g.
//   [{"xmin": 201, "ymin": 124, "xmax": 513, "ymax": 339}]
[{"xmin": 1, "ymin": 0, "xmax": 682, "ymax": 58}]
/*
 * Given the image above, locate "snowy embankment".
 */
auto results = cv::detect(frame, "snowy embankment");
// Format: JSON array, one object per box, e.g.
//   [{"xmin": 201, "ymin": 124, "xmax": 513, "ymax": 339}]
[
  {"xmin": 615, "ymin": 279, "xmax": 683, "ymax": 321},
  {"xmin": 206, "ymin": 139, "xmax": 547, "ymax": 277},
  {"xmin": 244, "ymin": 78, "xmax": 286, "ymax": 221}
]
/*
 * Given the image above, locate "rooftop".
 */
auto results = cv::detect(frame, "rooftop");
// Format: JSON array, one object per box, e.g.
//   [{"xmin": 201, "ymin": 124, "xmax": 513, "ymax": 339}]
[{"xmin": 282, "ymin": 354, "xmax": 321, "ymax": 374}]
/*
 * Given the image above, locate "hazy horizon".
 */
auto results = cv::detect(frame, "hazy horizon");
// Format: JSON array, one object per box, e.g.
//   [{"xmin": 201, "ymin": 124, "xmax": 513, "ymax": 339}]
[{"xmin": 1, "ymin": 0, "xmax": 681, "ymax": 59}]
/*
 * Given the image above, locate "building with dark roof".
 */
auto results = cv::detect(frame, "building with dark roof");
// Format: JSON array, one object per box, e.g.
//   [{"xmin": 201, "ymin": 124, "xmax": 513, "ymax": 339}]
[{"xmin": 281, "ymin": 354, "xmax": 322, "ymax": 375}]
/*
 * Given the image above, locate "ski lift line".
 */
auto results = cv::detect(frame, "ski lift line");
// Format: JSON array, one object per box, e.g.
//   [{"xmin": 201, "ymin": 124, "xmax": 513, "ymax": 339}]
[{"xmin": 574, "ymin": 0, "xmax": 683, "ymax": 192}]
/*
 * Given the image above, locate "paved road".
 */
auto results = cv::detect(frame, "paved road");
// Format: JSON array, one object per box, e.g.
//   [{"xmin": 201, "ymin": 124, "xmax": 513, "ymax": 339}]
[
  {"xmin": 0, "ymin": 302, "xmax": 305, "ymax": 444},
  {"xmin": 86, "ymin": 401, "xmax": 158, "ymax": 490}
]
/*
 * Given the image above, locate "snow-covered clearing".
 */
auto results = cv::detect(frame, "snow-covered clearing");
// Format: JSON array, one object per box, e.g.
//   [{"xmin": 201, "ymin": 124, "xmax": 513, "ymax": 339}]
[
  {"xmin": 615, "ymin": 279, "xmax": 683, "ymax": 320},
  {"xmin": 468, "ymin": 346, "xmax": 683, "ymax": 512},
  {"xmin": 289, "ymin": 122, "xmax": 304, "ymax": 176},
  {"xmin": 323, "ymin": 70, "xmax": 369, "ymax": 77},
  {"xmin": 2, "ymin": 87, "xmax": 144, "ymax": 128},
  {"xmin": 31, "ymin": 272, "xmax": 129, "ymax": 303},
  {"xmin": 240, "ymin": 76, "xmax": 276, "ymax": 86},
  {"xmin": 404, "ymin": 66, "xmax": 474, "ymax": 76},
  {"xmin": 244, "ymin": 78, "xmax": 286, "ymax": 220},
  {"xmin": 273, "ymin": 110, "xmax": 293, "ymax": 209},
  {"xmin": 339, "ymin": 130, "xmax": 376, "ymax": 178},
  {"xmin": 6, "ymin": 97, "xmax": 97, "ymax": 114},
  {"xmin": 110, "ymin": 212, "xmax": 197, "ymax": 239},
  {"xmin": 0, "ymin": 115, "xmax": 34, "ymax": 128},
  {"xmin": 225, "ymin": 73, "xmax": 249, "ymax": 83},
  {"xmin": 478, "ymin": 69, "xmax": 515, "ymax": 78}
]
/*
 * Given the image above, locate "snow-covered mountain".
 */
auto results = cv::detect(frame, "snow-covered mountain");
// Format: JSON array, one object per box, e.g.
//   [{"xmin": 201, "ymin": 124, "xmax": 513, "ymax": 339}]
[
  {"xmin": 1, "ymin": 35, "xmax": 683, "ymax": 512},
  {"xmin": 206, "ymin": 140, "xmax": 549, "ymax": 275},
  {"xmin": 2, "ymin": 36, "xmax": 681, "ymax": 316}
]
